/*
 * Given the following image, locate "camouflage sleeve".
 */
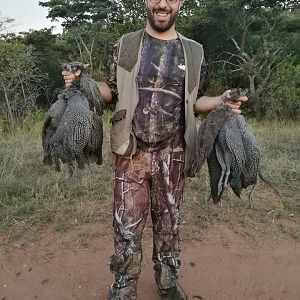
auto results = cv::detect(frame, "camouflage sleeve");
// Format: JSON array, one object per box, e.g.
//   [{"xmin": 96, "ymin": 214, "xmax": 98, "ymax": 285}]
[
  {"xmin": 106, "ymin": 40, "xmax": 120, "ymax": 103},
  {"xmin": 197, "ymin": 58, "xmax": 209, "ymax": 98}
]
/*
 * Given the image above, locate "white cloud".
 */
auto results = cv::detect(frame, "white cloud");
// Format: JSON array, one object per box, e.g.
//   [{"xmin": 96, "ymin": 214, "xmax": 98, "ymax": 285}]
[{"xmin": 1, "ymin": 0, "xmax": 63, "ymax": 34}]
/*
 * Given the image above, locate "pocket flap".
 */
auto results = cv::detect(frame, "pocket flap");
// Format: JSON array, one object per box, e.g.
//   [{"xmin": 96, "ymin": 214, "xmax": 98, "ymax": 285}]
[{"xmin": 110, "ymin": 109, "xmax": 127, "ymax": 125}]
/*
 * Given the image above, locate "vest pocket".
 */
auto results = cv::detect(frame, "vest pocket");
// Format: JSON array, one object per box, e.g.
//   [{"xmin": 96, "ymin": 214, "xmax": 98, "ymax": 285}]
[
  {"xmin": 110, "ymin": 109, "xmax": 127, "ymax": 125},
  {"xmin": 110, "ymin": 109, "xmax": 136, "ymax": 156}
]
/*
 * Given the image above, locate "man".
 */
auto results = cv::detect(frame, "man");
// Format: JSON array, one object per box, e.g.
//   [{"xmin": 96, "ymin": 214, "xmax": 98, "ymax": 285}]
[{"xmin": 63, "ymin": 1, "xmax": 247, "ymax": 299}]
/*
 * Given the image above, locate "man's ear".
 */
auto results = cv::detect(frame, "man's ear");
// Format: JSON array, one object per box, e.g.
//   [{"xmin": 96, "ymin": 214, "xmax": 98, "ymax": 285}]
[{"xmin": 179, "ymin": 0, "xmax": 184, "ymax": 11}]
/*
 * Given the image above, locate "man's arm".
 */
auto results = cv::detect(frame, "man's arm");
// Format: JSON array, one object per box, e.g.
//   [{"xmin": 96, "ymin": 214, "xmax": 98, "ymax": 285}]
[
  {"xmin": 97, "ymin": 82, "xmax": 113, "ymax": 103},
  {"xmin": 194, "ymin": 60, "xmax": 247, "ymax": 114},
  {"xmin": 62, "ymin": 70, "xmax": 114, "ymax": 103},
  {"xmin": 194, "ymin": 91, "xmax": 247, "ymax": 115},
  {"xmin": 62, "ymin": 41, "xmax": 119, "ymax": 104}
]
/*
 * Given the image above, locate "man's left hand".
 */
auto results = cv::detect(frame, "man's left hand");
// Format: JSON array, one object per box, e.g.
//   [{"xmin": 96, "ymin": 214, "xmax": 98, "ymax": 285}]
[{"xmin": 220, "ymin": 89, "xmax": 248, "ymax": 114}]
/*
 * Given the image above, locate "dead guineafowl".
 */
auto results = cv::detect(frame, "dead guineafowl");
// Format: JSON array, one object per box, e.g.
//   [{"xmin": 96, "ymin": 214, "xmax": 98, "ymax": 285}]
[
  {"xmin": 197, "ymin": 88, "xmax": 283, "ymax": 207},
  {"xmin": 42, "ymin": 62, "xmax": 103, "ymax": 175}
]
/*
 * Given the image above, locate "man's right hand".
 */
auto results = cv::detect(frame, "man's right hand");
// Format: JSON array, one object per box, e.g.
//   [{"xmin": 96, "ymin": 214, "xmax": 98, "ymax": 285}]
[{"xmin": 62, "ymin": 69, "xmax": 81, "ymax": 87}]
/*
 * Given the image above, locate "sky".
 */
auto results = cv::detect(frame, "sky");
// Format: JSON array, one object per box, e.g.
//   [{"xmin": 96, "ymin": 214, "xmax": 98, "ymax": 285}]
[{"xmin": 1, "ymin": 0, "xmax": 63, "ymax": 34}]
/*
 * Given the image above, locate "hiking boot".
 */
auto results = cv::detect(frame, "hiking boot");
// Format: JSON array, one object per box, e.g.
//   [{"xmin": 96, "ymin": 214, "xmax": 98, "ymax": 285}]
[
  {"xmin": 108, "ymin": 284, "xmax": 137, "ymax": 300},
  {"xmin": 158, "ymin": 286, "xmax": 185, "ymax": 300}
]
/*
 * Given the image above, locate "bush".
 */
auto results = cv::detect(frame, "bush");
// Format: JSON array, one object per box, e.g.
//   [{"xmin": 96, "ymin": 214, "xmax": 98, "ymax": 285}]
[{"xmin": 262, "ymin": 60, "xmax": 300, "ymax": 119}]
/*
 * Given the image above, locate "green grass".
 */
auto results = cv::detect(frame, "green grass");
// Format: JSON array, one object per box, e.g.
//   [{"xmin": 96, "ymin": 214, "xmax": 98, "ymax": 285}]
[
  {"xmin": 0, "ymin": 110, "xmax": 114, "ymax": 233},
  {"xmin": 182, "ymin": 118, "xmax": 300, "ymax": 240},
  {"xmin": 0, "ymin": 112, "xmax": 299, "ymax": 242},
  {"xmin": 252, "ymin": 119, "xmax": 300, "ymax": 185}
]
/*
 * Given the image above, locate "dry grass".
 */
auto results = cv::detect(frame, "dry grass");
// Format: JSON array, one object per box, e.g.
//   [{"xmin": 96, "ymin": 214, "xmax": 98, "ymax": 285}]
[
  {"xmin": 182, "ymin": 118, "xmax": 300, "ymax": 241},
  {"xmin": 0, "ymin": 110, "xmax": 113, "ymax": 235},
  {"xmin": 0, "ymin": 112, "xmax": 299, "ymax": 243}
]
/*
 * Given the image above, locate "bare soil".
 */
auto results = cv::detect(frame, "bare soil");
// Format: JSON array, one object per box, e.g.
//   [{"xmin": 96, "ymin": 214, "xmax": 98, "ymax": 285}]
[{"xmin": 1, "ymin": 218, "xmax": 300, "ymax": 300}]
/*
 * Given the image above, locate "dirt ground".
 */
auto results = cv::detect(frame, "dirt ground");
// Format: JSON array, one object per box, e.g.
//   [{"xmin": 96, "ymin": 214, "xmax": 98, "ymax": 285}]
[{"xmin": 1, "ymin": 220, "xmax": 300, "ymax": 300}]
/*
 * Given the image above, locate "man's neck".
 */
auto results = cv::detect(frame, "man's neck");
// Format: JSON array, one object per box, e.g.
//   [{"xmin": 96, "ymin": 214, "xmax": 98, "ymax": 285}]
[{"xmin": 145, "ymin": 23, "xmax": 178, "ymax": 40}]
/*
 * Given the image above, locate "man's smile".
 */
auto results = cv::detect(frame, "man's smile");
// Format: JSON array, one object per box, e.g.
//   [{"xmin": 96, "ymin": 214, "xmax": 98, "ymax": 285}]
[{"xmin": 154, "ymin": 11, "xmax": 170, "ymax": 21}]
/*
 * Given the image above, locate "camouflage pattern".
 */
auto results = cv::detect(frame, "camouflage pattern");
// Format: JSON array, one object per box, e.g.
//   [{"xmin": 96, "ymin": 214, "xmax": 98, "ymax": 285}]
[
  {"xmin": 106, "ymin": 36, "xmax": 209, "ymax": 108},
  {"xmin": 107, "ymin": 31, "xmax": 209, "ymax": 300},
  {"xmin": 109, "ymin": 132, "xmax": 185, "ymax": 299},
  {"xmin": 133, "ymin": 33, "xmax": 185, "ymax": 151}
]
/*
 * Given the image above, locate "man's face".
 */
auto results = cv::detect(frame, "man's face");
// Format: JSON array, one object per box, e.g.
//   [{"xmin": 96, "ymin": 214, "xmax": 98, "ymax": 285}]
[{"xmin": 146, "ymin": 0, "xmax": 182, "ymax": 32}]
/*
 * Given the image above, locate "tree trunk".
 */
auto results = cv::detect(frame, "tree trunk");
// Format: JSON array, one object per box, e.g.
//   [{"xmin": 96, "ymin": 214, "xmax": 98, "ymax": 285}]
[
  {"xmin": 252, "ymin": 93, "xmax": 263, "ymax": 119},
  {"xmin": 248, "ymin": 75, "xmax": 255, "ymax": 95},
  {"xmin": 0, "ymin": 79, "xmax": 15, "ymax": 126},
  {"xmin": 248, "ymin": 75, "xmax": 263, "ymax": 119}
]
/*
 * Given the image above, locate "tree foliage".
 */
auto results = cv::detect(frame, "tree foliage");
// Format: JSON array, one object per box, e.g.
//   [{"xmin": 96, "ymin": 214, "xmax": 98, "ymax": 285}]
[
  {"xmin": 0, "ymin": 40, "xmax": 46, "ymax": 125},
  {"xmin": 185, "ymin": 0, "xmax": 300, "ymax": 118},
  {"xmin": 39, "ymin": 0, "xmax": 119, "ymax": 28},
  {"xmin": 262, "ymin": 60, "xmax": 300, "ymax": 118},
  {"xmin": 1, "ymin": 1, "xmax": 300, "ymax": 119}
]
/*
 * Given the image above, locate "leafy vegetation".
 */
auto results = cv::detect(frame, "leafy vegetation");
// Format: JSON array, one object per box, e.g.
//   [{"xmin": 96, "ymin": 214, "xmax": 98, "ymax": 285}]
[
  {"xmin": 1, "ymin": 1, "xmax": 299, "ymax": 121},
  {"xmin": 0, "ymin": 40, "xmax": 46, "ymax": 126},
  {"xmin": 0, "ymin": 1, "xmax": 299, "ymax": 240},
  {"xmin": 0, "ymin": 111, "xmax": 113, "ymax": 232},
  {"xmin": 0, "ymin": 113, "xmax": 299, "ymax": 241}
]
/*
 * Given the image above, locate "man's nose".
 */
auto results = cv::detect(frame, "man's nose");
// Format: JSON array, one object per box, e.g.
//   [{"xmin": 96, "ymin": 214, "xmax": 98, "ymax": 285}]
[{"xmin": 157, "ymin": 0, "xmax": 168, "ymax": 8}]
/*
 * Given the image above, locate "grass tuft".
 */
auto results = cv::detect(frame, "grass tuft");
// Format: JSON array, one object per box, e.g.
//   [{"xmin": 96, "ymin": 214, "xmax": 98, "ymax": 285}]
[
  {"xmin": 0, "ymin": 110, "xmax": 113, "ymax": 234},
  {"xmin": 0, "ymin": 111, "xmax": 299, "ymax": 243}
]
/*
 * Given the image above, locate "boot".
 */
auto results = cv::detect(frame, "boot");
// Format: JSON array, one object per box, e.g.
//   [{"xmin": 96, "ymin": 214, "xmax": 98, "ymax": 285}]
[
  {"xmin": 108, "ymin": 283, "xmax": 137, "ymax": 300},
  {"xmin": 158, "ymin": 286, "xmax": 185, "ymax": 300}
]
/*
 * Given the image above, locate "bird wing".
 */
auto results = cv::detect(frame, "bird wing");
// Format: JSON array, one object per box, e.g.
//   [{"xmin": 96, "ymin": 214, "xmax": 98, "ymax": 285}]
[
  {"xmin": 236, "ymin": 115, "xmax": 260, "ymax": 188},
  {"xmin": 197, "ymin": 105, "xmax": 232, "ymax": 171},
  {"xmin": 207, "ymin": 145, "xmax": 224, "ymax": 204}
]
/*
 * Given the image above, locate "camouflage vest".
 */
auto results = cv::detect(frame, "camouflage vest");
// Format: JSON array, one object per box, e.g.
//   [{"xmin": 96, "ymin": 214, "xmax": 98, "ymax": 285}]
[{"xmin": 110, "ymin": 29, "xmax": 204, "ymax": 176}]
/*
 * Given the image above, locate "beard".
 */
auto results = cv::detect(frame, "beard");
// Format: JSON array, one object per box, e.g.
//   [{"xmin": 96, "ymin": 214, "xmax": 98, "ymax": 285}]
[{"xmin": 147, "ymin": 6, "xmax": 179, "ymax": 32}]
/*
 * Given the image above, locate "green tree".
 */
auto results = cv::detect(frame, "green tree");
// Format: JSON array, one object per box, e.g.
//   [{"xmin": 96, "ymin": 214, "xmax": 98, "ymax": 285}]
[
  {"xmin": 39, "ymin": 1, "xmax": 124, "ymax": 77},
  {"xmin": 0, "ymin": 40, "xmax": 45, "ymax": 125},
  {"xmin": 39, "ymin": 0, "xmax": 119, "ymax": 28},
  {"xmin": 186, "ymin": 0, "xmax": 300, "ymax": 118},
  {"xmin": 262, "ymin": 60, "xmax": 300, "ymax": 118},
  {"xmin": 283, "ymin": 7, "xmax": 300, "ymax": 63},
  {"xmin": 21, "ymin": 29, "xmax": 69, "ymax": 105}
]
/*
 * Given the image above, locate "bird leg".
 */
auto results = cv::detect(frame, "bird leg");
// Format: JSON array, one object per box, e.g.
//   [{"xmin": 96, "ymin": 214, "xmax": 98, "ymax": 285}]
[
  {"xmin": 53, "ymin": 159, "xmax": 61, "ymax": 172},
  {"xmin": 223, "ymin": 151, "xmax": 232, "ymax": 189},
  {"xmin": 66, "ymin": 162, "xmax": 75, "ymax": 178},
  {"xmin": 259, "ymin": 172, "xmax": 284, "ymax": 208},
  {"xmin": 215, "ymin": 143, "xmax": 226, "ymax": 196},
  {"xmin": 248, "ymin": 182, "xmax": 257, "ymax": 208}
]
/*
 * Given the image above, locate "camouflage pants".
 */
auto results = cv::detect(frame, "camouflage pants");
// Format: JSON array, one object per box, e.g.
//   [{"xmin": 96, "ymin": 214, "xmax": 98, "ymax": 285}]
[{"xmin": 109, "ymin": 133, "xmax": 185, "ymax": 299}]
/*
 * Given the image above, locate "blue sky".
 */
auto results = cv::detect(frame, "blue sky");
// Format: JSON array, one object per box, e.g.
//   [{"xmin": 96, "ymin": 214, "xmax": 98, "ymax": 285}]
[{"xmin": 1, "ymin": 0, "xmax": 62, "ymax": 33}]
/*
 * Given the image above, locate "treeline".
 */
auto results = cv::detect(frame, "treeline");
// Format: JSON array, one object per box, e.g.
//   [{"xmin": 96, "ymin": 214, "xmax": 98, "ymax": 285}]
[{"xmin": 0, "ymin": 0, "xmax": 299, "ymax": 126}]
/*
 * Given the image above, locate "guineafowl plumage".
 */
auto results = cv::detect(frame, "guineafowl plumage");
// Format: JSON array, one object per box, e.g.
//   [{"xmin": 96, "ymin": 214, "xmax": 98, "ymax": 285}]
[
  {"xmin": 42, "ymin": 94, "xmax": 67, "ymax": 171},
  {"xmin": 49, "ymin": 88, "xmax": 93, "ymax": 171},
  {"xmin": 197, "ymin": 89, "xmax": 282, "ymax": 207},
  {"xmin": 42, "ymin": 63, "xmax": 103, "ymax": 174},
  {"xmin": 221, "ymin": 114, "xmax": 246, "ymax": 198},
  {"xmin": 197, "ymin": 104, "xmax": 232, "ymax": 171},
  {"xmin": 207, "ymin": 143, "xmax": 224, "ymax": 203}
]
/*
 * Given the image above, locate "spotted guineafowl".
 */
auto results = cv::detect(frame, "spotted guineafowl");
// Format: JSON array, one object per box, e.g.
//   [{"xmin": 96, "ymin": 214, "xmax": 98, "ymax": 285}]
[
  {"xmin": 42, "ymin": 62, "xmax": 103, "ymax": 174},
  {"xmin": 42, "ymin": 94, "xmax": 67, "ymax": 171},
  {"xmin": 197, "ymin": 89, "xmax": 282, "ymax": 207}
]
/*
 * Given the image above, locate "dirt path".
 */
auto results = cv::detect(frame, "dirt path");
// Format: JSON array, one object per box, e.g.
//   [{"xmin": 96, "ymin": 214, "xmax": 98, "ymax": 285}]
[{"xmin": 1, "ymin": 223, "xmax": 300, "ymax": 300}]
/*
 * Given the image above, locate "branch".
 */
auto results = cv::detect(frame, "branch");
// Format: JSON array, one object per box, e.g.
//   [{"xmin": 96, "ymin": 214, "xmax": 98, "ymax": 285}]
[
  {"xmin": 0, "ymin": 79, "xmax": 15, "ymax": 125},
  {"xmin": 222, "ymin": 51, "xmax": 246, "ymax": 63},
  {"xmin": 256, "ymin": 51, "xmax": 283, "ymax": 95},
  {"xmin": 74, "ymin": 36, "xmax": 83, "ymax": 61},
  {"xmin": 230, "ymin": 36, "xmax": 251, "ymax": 61},
  {"xmin": 212, "ymin": 60, "xmax": 242, "ymax": 69}
]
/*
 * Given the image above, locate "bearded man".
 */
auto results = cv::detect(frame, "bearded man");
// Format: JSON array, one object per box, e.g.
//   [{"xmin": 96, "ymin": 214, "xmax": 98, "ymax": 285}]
[{"xmin": 63, "ymin": 1, "xmax": 247, "ymax": 299}]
